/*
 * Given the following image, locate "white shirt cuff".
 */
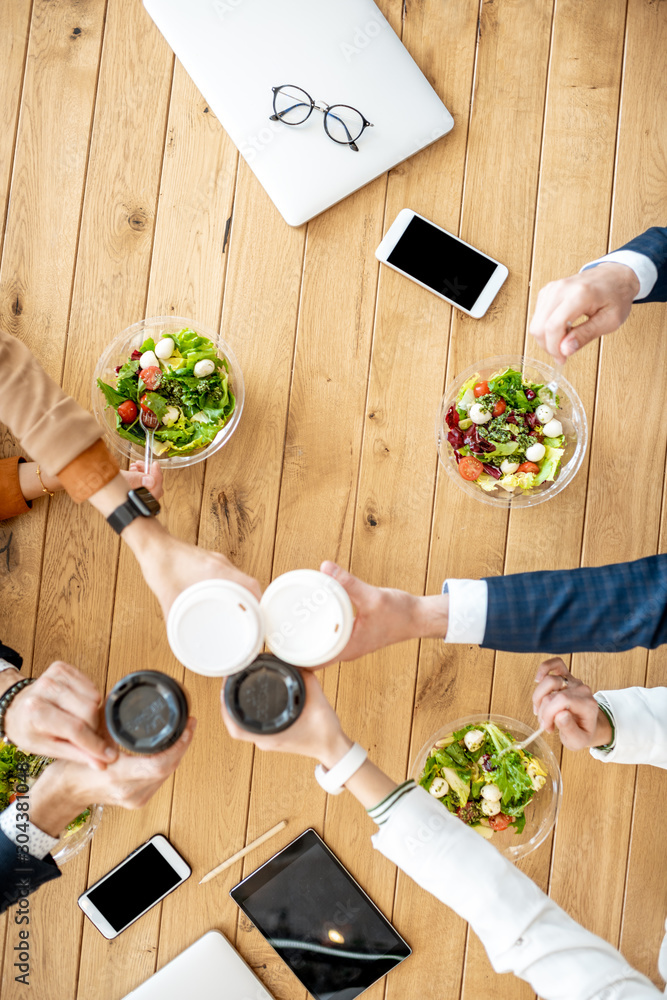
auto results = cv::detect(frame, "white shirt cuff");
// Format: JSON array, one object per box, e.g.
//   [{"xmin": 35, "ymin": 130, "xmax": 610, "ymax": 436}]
[
  {"xmin": 0, "ymin": 801, "xmax": 59, "ymax": 860},
  {"xmin": 581, "ymin": 250, "xmax": 658, "ymax": 300},
  {"xmin": 443, "ymin": 579, "xmax": 488, "ymax": 644}
]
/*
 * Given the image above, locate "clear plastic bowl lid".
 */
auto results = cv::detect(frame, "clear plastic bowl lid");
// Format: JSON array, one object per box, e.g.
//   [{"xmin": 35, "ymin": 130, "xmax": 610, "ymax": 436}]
[
  {"xmin": 167, "ymin": 580, "xmax": 264, "ymax": 676},
  {"xmin": 260, "ymin": 570, "xmax": 355, "ymax": 667}
]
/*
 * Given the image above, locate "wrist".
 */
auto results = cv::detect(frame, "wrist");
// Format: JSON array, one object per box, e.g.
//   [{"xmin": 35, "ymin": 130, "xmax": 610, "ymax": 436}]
[
  {"xmin": 317, "ymin": 731, "xmax": 354, "ymax": 770},
  {"xmin": 595, "ymin": 262, "xmax": 641, "ymax": 299},
  {"xmin": 29, "ymin": 765, "xmax": 89, "ymax": 838},
  {"xmin": 0, "ymin": 667, "xmax": 22, "ymax": 698},
  {"xmin": 413, "ymin": 594, "xmax": 449, "ymax": 640},
  {"xmin": 594, "ymin": 705, "xmax": 614, "ymax": 748}
]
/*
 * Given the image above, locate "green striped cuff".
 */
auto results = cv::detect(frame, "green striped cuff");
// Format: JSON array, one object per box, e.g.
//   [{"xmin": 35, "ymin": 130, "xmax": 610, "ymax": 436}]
[{"xmin": 367, "ymin": 780, "xmax": 417, "ymax": 826}]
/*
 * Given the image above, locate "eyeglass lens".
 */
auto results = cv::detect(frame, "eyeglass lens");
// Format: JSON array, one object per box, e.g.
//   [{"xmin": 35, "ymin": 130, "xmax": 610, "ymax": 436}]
[
  {"xmin": 273, "ymin": 85, "xmax": 312, "ymax": 125},
  {"xmin": 323, "ymin": 105, "xmax": 365, "ymax": 144}
]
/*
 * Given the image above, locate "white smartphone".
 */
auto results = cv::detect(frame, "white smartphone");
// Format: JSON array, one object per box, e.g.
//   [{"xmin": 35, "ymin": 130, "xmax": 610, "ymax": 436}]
[
  {"xmin": 78, "ymin": 834, "xmax": 191, "ymax": 939},
  {"xmin": 375, "ymin": 208, "xmax": 508, "ymax": 318}
]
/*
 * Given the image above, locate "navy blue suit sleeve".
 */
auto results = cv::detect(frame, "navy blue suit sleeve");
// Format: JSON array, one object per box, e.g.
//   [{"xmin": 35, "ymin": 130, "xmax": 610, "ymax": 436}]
[
  {"xmin": 482, "ymin": 554, "xmax": 667, "ymax": 654},
  {"xmin": 616, "ymin": 226, "xmax": 667, "ymax": 302},
  {"xmin": 0, "ymin": 828, "xmax": 60, "ymax": 914}
]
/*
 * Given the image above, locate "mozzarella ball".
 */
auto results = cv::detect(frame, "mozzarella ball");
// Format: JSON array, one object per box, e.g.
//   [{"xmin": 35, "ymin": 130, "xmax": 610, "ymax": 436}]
[
  {"xmin": 469, "ymin": 403, "xmax": 492, "ymax": 425},
  {"xmin": 500, "ymin": 459, "xmax": 520, "ymax": 475},
  {"xmin": 429, "ymin": 776, "xmax": 449, "ymax": 798},
  {"xmin": 535, "ymin": 404, "xmax": 554, "ymax": 424},
  {"xmin": 154, "ymin": 337, "xmax": 175, "ymax": 360},
  {"xmin": 480, "ymin": 783, "xmax": 502, "ymax": 802},
  {"xmin": 463, "ymin": 729, "xmax": 485, "ymax": 752},
  {"xmin": 525, "ymin": 442, "xmax": 546, "ymax": 462},
  {"xmin": 193, "ymin": 359, "xmax": 216, "ymax": 378},
  {"xmin": 542, "ymin": 418, "xmax": 563, "ymax": 438},
  {"xmin": 139, "ymin": 349, "xmax": 159, "ymax": 369},
  {"xmin": 161, "ymin": 406, "xmax": 180, "ymax": 427},
  {"xmin": 481, "ymin": 798, "xmax": 501, "ymax": 817}
]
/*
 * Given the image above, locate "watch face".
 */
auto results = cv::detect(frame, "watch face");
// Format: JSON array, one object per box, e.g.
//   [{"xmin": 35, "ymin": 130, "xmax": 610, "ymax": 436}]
[{"xmin": 130, "ymin": 488, "xmax": 161, "ymax": 517}]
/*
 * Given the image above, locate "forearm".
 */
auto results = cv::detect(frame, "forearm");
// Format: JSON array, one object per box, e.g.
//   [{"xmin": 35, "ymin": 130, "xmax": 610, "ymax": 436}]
[
  {"xmin": 373, "ymin": 788, "xmax": 660, "ymax": 999},
  {"xmin": 28, "ymin": 771, "xmax": 89, "ymax": 838}
]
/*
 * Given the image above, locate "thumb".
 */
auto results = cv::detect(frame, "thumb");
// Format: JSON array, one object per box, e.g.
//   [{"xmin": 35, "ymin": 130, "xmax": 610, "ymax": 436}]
[
  {"xmin": 561, "ymin": 308, "xmax": 618, "ymax": 356},
  {"xmin": 320, "ymin": 561, "xmax": 372, "ymax": 609},
  {"xmin": 554, "ymin": 708, "xmax": 584, "ymax": 747}
]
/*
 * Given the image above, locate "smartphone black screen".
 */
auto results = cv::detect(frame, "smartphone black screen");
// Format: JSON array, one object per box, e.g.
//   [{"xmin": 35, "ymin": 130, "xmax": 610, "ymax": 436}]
[
  {"xmin": 86, "ymin": 842, "xmax": 183, "ymax": 932},
  {"xmin": 387, "ymin": 215, "xmax": 498, "ymax": 310},
  {"xmin": 231, "ymin": 829, "xmax": 410, "ymax": 1000}
]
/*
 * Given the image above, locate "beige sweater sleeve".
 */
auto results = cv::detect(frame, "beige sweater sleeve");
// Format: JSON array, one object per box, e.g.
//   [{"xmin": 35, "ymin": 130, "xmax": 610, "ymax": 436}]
[{"xmin": 0, "ymin": 329, "xmax": 118, "ymax": 497}]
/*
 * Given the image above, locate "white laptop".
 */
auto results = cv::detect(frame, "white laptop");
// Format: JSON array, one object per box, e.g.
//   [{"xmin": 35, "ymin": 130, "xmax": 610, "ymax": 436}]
[
  {"xmin": 122, "ymin": 930, "xmax": 275, "ymax": 1000},
  {"xmin": 143, "ymin": 0, "xmax": 454, "ymax": 226}
]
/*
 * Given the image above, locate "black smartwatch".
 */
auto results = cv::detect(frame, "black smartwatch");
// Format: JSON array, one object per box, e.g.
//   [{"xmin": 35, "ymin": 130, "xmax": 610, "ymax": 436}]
[{"xmin": 106, "ymin": 488, "xmax": 161, "ymax": 535}]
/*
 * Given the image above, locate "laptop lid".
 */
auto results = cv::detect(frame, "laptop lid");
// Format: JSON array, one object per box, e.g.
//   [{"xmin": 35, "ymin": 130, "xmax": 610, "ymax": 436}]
[
  {"xmin": 122, "ymin": 930, "xmax": 275, "ymax": 1000},
  {"xmin": 143, "ymin": 0, "xmax": 454, "ymax": 226}
]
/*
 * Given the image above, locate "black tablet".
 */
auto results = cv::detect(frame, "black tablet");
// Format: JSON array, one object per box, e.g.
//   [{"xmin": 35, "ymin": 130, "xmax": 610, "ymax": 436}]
[{"xmin": 230, "ymin": 828, "xmax": 411, "ymax": 1000}]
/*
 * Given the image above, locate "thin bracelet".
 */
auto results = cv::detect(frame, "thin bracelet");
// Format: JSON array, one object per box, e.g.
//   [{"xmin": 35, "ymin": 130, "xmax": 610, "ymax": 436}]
[
  {"xmin": 35, "ymin": 465, "xmax": 55, "ymax": 497},
  {"xmin": 0, "ymin": 678, "xmax": 34, "ymax": 746}
]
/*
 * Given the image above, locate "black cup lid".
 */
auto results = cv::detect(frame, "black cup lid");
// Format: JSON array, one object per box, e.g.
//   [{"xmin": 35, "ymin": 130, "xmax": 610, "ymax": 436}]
[
  {"xmin": 224, "ymin": 654, "xmax": 306, "ymax": 735},
  {"xmin": 106, "ymin": 670, "xmax": 188, "ymax": 755}
]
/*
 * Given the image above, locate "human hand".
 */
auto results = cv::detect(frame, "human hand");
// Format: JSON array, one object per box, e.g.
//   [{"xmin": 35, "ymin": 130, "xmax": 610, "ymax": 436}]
[
  {"xmin": 124, "ymin": 523, "xmax": 262, "ymax": 618},
  {"xmin": 121, "ymin": 460, "xmax": 164, "ymax": 500},
  {"xmin": 221, "ymin": 670, "xmax": 352, "ymax": 767},
  {"xmin": 4, "ymin": 661, "xmax": 117, "ymax": 770},
  {"xmin": 28, "ymin": 718, "xmax": 196, "ymax": 837},
  {"xmin": 529, "ymin": 263, "xmax": 640, "ymax": 362},
  {"xmin": 318, "ymin": 562, "xmax": 448, "ymax": 663},
  {"xmin": 532, "ymin": 657, "xmax": 612, "ymax": 750}
]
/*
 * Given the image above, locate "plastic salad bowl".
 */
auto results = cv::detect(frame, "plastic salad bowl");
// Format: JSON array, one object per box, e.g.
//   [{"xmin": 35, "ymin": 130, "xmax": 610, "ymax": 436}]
[
  {"xmin": 436, "ymin": 355, "xmax": 587, "ymax": 508},
  {"xmin": 92, "ymin": 315, "xmax": 245, "ymax": 470},
  {"xmin": 411, "ymin": 713, "xmax": 562, "ymax": 861}
]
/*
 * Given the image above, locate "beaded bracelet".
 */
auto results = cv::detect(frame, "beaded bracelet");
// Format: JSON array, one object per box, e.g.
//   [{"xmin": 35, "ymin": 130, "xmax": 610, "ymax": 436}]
[{"xmin": 0, "ymin": 677, "xmax": 34, "ymax": 746}]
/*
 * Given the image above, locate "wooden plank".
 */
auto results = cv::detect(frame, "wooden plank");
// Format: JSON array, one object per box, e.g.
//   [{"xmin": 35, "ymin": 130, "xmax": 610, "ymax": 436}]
[
  {"xmin": 547, "ymin": 0, "xmax": 667, "ymax": 965},
  {"xmin": 0, "ymin": 0, "xmax": 106, "ymax": 671},
  {"xmin": 0, "ymin": 5, "xmax": 107, "ymax": 996},
  {"xmin": 602, "ymin": 0, "xmax": 667, "ymax": 985},
  {"xmin": 462, "ymin": 1, "xmax": 628, "ymax": 995},
  {"xmin": 0, "ymin": 1, "xmax": 175, "ymax": 997},
  {"xmin": 0, "ymin": 0, "xmax": 31, "ymax": 258}
]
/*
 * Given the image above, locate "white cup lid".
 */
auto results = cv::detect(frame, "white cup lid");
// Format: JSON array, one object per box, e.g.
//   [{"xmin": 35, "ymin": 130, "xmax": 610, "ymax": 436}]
[
  {"xmin": 260, "ymin": 569, "xmax": 354, "ymax": 667},
  {"xmin": 167, "ymin": 580, "xmax": 264, "ymax": 676}
]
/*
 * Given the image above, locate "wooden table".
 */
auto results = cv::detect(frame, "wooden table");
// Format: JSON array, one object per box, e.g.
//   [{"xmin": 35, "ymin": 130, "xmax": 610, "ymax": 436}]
[{"xmin": 1, "ymin": 2, "xmax": 666, "ymax": 998}]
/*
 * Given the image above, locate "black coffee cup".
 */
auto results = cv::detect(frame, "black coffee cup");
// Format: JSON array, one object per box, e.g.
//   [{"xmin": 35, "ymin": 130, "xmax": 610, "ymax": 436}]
[
  {"xmin": 105, "ymin": 670, "xmax": 188, "ymax": 755},
  {"xmin": 224, "ymin": 654, "xmax": 306, "ymax": 734}
]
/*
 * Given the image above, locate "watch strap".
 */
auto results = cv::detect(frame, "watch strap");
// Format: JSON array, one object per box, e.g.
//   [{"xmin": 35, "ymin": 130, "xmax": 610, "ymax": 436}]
[
  {"xmin": 315, "ymin": 742, "xmax": 368, "ymax": 796},
  {"xmin": 107, "ymin": 500, "xmax": 140, "ymax": 535}
]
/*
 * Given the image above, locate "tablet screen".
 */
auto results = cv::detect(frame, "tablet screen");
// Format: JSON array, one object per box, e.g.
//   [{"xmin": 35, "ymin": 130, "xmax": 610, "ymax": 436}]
[{"xmin": 230, "ymin": 829, "xmax": 410, "ymax": 1000}]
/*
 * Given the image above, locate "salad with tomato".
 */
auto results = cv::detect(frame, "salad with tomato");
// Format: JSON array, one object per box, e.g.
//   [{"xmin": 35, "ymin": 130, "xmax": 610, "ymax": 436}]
[
  {"xmin": 97, "ymin": 327, "xmax": 236, "ymax": 458},
  {"xmin": 444, "ymin": 367, "xmax": 566, "ymax": 494},
  {"xmin": 418, "ymin": 721, "xmax": 547, "ymax": 840}
]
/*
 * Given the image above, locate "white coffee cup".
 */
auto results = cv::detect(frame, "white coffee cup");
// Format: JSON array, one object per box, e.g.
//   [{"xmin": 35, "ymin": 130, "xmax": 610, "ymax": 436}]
[
  {"xmin": 167, "ymin": 580, "xmax": 264, "ymax": 676},
  {"xmin": 259, "ymin": 569, "xmax": 354, "ymax": 667}
]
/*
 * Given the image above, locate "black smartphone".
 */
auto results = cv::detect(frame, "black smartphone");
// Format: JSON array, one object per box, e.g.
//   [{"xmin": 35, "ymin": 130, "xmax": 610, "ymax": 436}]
[{"xmin": 78, "ymin": 834, "xmax": 191, "ymax": 939}]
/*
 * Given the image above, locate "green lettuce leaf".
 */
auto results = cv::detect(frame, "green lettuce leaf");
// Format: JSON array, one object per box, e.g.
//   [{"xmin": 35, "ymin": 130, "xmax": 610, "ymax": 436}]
[{"xmin": 97, "ymin": 379, "xmax": 127, "ymax": 408}]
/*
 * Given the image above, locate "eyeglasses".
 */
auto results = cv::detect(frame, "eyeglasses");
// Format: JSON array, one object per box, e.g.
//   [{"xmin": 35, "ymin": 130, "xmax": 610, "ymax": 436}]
[{"xmin": 270, "ymin": 85, "xmax": 373, "ymax": 152}]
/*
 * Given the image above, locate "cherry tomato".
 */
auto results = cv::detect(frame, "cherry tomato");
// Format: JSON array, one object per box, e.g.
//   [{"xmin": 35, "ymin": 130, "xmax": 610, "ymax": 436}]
[
  {"xmin": 139, "ymin": 393, "xmax": 154, "ymax": 413},
  {"xmin": 473, "ymin": 381, "xmax": 490, "ymax": 397},
  {"xmin": 141, "ymin": 410, "xmax": 159, "ymax": 429},
  {"xmin": 488, "ymin": 813, "xmax": 513, "ymax": 832},
  {"xmin": 139, "ymin": 366, "xmax": 162, "ymax": 390},
  {"xmin": 517, "ymin": 461, "xmax": 540, "ymax": 474},
  {"xmin": 493, "ymin": 399, "xmax": 506, "ymax": 417},
  {"xmin": 117, "ymin": 399, "xmax": 138, "ymax": 423},
  {"xmin": 459, "ymin": 456, "xmax": 484, "ymax": 481}
]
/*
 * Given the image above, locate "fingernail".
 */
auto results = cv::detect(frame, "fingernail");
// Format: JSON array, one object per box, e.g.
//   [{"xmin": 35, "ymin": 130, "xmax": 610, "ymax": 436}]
[
  {"xmin": 104, "ymin": 747, "xmax": 117, "ymax": 760},
  {"xmin": 563, "ymin": 338, "xmax": 578, "ymax": 356}
]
